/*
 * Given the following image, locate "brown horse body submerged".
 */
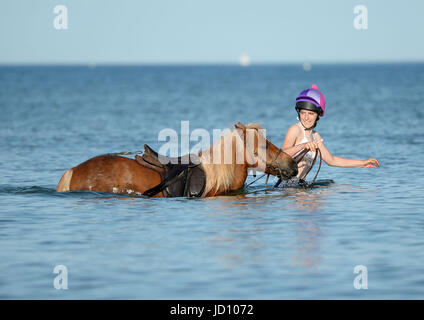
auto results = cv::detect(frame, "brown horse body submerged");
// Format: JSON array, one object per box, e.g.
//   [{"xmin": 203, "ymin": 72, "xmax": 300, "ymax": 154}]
[{"xmin": 56, "ymin": 123, "xmax": 298, "ymax": 197}]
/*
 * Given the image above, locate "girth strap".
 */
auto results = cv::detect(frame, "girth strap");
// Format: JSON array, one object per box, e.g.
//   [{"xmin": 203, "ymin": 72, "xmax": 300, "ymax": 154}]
[
  {"xmin": 137, "ymin": 144, "xmax": 206, "ymax": 198},
  {"xmin": 143, "ymin": 167, "xmax": 188, "ymax": 197}
]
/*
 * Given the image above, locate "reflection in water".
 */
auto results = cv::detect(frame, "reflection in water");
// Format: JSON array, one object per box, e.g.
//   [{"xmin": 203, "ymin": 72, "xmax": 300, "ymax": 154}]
[
  {"xmin": 203, "ymin": 194, "xmax": 267, "ymax": 269},
  {"xmin": 202, "ymin": 182, "xmax": 337, "ymax": 270},
  {"xmin": 62, "ymin": 182, "xmax": 343, "ymax": 271},
  {"xmin": 284, "ymin": 182, "xmax": 370, "ymax": 269},
  {"xmin": 285, "ymin": 187, "xmax": 331, "ymax": 269}
]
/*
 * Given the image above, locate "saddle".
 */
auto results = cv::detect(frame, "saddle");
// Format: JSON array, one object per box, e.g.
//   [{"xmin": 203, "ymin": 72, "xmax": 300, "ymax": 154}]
[{"xmin": 135, "ymin": 144, "xmax": 206, "ymax": 198}]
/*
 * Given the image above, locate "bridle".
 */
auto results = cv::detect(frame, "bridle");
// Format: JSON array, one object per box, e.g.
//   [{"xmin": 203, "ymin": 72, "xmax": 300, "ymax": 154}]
[
  {"xmin": 247, "ymin": 144, "xmax": 323, "ymax": 188},
  {"xmin": 239, "ymin": 127, "xmax": 288, "ymax": 184}
]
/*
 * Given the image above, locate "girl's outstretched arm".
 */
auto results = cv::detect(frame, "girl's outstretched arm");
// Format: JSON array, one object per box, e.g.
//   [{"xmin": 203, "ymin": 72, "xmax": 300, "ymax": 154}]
[{"xmin": 316, "ymin": 133, "xmax": 379, "ymax": 168}]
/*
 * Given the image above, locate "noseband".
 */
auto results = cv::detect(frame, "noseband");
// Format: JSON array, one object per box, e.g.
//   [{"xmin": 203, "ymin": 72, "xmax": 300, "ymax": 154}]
[
  {"xmin": 245, "ymin": 147, "xmax": 287, "ymax": 187},
  {"xmin": 238, "ymin": 127, "xmax": 296, "ymax": 187},
  {"xmin": 247, "ymin": 131, "xmax": 286, "ymax": 180}
]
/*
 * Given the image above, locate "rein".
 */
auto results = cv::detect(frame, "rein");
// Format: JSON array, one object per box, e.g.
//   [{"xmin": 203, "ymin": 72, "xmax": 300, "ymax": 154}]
[{"xmin": 302, "ymin": 148, "xmax": 322, "ymax": 184}]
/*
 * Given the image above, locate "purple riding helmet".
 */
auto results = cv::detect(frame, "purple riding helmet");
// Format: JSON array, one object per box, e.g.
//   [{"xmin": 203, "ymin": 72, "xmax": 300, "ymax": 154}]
[{"xmin": 295, "ymin": 84, "xmax": 326, "ymax": 116}]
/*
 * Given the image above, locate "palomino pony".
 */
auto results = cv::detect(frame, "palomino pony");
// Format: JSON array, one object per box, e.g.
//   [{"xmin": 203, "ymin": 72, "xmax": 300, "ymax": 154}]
[{"xmin": 56, "ymin": 122, "xmax": 298, "ymax": 197}]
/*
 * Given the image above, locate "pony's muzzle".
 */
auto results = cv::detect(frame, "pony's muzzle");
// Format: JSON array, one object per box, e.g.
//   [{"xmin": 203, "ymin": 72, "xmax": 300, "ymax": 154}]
[{"xmin": 278, "ymin": 161, "xmax": 298, "ymax": 180}]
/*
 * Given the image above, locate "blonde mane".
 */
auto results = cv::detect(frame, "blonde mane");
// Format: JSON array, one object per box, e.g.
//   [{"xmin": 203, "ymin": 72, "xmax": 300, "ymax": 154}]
[
  {"xmin": 199, "ymin": 123, "xmax": 262, "ymax": 196},
  {"xmin": 244, "ymin": 123, "xmax": 262, "ymax": 130}
]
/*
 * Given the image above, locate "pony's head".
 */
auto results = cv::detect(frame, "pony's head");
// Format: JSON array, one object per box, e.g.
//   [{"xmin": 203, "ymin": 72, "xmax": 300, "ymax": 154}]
[{"xmin": 234, "ymin": 122, "xmax": 298, "ymax": 180}]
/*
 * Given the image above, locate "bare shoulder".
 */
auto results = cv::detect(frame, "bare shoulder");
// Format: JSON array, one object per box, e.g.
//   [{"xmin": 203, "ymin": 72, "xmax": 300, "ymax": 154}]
[
  {"xmin": 313, "ymin": 131, "xmax": 324, "ymax": 144},
  {"xmin": 287, "ymin": 123, "xmax": 301, "ymax": 136},
  {"xmin": 282, "ymin": 124, "xmax": 301, "ymax": 148}
]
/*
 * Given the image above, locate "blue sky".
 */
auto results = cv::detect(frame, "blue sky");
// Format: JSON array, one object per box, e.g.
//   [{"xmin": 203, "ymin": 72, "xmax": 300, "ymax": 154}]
[{"xmin": 1, "ymin": 0, "xmax": 423, "ymax": 64}]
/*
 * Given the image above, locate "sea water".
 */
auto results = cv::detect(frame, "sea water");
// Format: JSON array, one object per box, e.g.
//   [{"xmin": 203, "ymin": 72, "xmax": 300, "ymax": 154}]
[{"xmin": 1, "ymin": 64, "xmax": 424, "ymax": 299}]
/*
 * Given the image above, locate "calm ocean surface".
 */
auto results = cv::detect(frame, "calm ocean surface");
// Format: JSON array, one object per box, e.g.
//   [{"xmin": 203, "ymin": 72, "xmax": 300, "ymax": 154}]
[{"xmin": 1, "ymin": 64, "xmax": 424, "ymax": 299}]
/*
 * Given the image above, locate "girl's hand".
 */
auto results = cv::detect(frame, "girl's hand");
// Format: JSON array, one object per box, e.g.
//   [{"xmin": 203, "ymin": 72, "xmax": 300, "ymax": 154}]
[
  {"xmin": 304, "ymin": 141, "xmax": 319, "ymax": 152},
  {"xmin": 361, "ymin": 158, "xmax": 380, "ymax": 168}
]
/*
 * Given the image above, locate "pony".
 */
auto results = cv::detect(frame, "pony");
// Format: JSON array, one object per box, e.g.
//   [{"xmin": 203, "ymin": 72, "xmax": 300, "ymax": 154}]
[{"xmin": 56, "ymin": 122, "xmax": 298, "ymax": 197}]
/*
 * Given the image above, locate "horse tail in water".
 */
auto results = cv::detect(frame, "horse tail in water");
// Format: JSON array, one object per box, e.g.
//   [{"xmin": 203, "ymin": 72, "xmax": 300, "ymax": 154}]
[{"xmin": 56, "ymin": 169, "xmax": 74, "ymax": 192}]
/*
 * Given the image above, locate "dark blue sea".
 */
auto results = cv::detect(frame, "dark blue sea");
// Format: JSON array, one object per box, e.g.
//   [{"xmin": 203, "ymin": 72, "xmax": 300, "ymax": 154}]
[{"xmin": 1, "ymin": 64, "xmax": 424, "ymax": 299}]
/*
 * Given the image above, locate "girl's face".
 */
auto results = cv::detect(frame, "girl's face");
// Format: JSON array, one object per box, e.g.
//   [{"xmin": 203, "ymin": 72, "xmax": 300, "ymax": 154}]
[{"xmin": 299, "ymin": 109, "xmax": 318, "ymax": 128}]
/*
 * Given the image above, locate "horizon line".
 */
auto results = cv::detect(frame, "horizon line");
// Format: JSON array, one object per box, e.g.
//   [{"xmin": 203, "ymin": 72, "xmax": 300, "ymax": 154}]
[{"xmin": 1, "ymin": 60, "xmax": 424, "ymax": 67}]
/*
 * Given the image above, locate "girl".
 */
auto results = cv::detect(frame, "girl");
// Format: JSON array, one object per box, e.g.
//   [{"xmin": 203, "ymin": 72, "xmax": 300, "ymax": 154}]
[{"xmin": 281, "ymin": 84, "xmax": 379, "ymax": 181}]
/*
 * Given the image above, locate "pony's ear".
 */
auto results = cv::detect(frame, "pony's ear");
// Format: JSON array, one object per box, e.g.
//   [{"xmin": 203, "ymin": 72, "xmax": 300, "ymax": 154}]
[{"xmin": 235, "ymin": 122, "xmax": 246, "ymax": 130}]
